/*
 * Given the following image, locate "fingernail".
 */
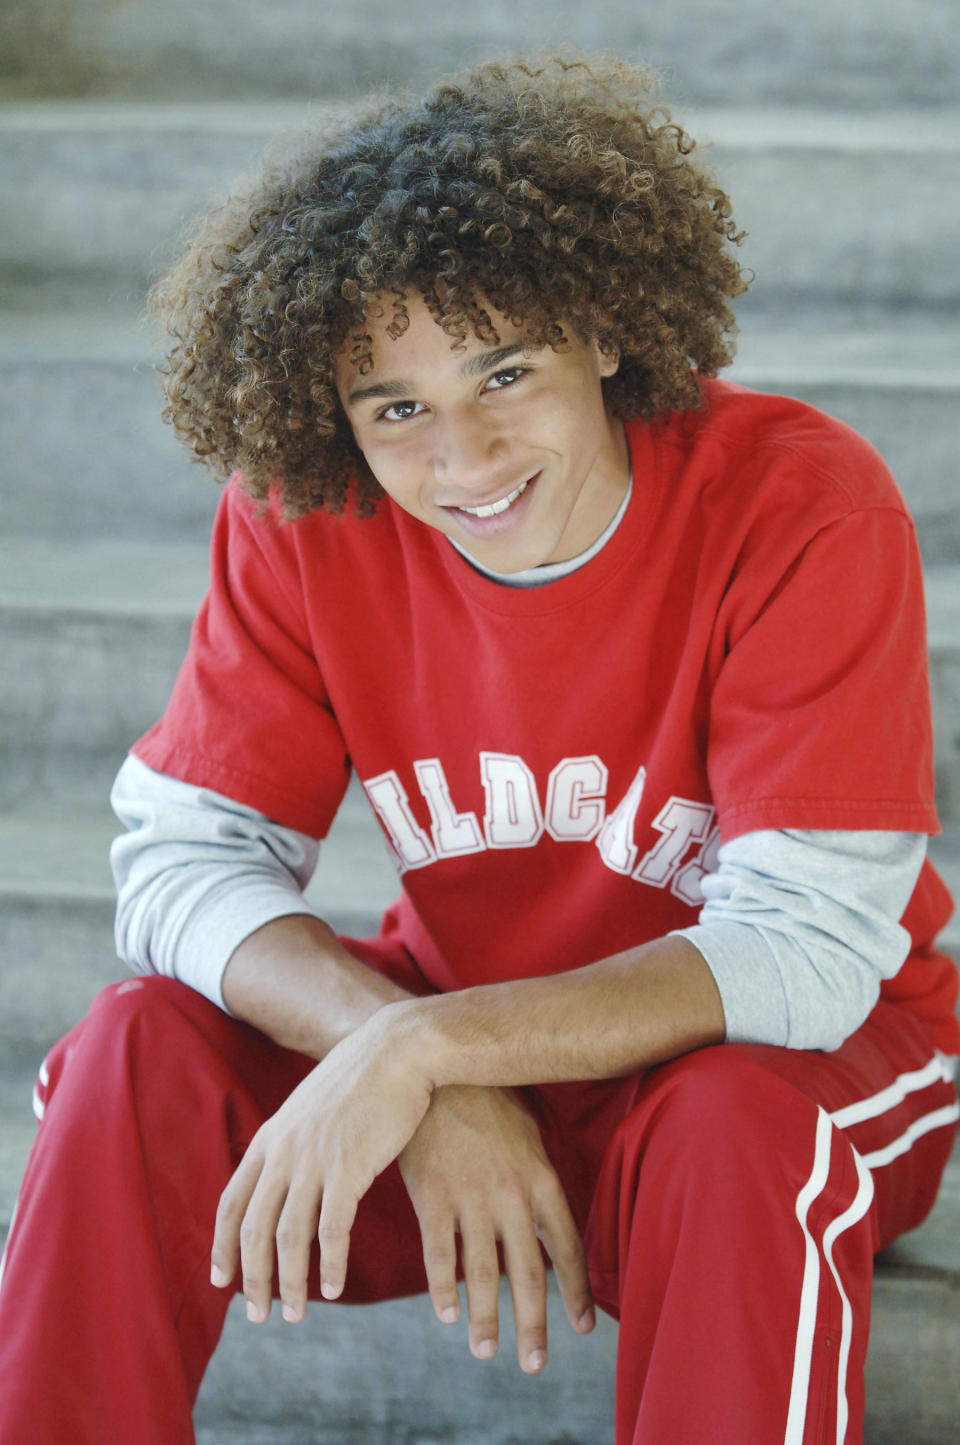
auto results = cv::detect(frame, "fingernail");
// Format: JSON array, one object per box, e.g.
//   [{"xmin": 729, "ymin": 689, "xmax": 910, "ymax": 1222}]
[
  {"xmin": 320, "ymin": 1280, "xmax": 340, "ymax": 1301},
  {"xmin": 281, "ymin": 1303, "xmax": 300, "ymax": 1324},
  {"xmin": 210, "ymin": 1264, "xmax": 230, "ymax": 1289},
  {"xmin": 524, "ymin": 1349, "xmax": 546, "ymax": 1373},
  {"xmin": 246, "ymin": 1301, "xmax": 264, "ymax": 1323},
  {"xmin": 578, "ymin": 1307, "xmax": 596, "ymax": 1332},
  {"xmin": 475, "ymin": 1338, "xmax": 497, "ymax": 1359},
  {"xmin": 440, "ymin": 1305, "xmax": 458, "ymax": 1324}
]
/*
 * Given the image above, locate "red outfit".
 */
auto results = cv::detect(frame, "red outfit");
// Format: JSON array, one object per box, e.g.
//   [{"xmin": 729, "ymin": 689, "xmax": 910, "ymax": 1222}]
[{"xmin": 1, "ymin": 379, "xmax": 957, "ymax": 1443}]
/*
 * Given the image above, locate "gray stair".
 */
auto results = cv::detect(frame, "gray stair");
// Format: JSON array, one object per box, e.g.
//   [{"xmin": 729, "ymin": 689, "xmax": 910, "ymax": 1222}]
[
  {"xmin": 0, "ymin": 308, "xmax": 219, "ymax": 542},
  {"xmin": 3, "ymin": 0, "xmax": 957, "ymax": 109},
  {"xmin": 927, "ymin": 567, "xmax": 960, "ymax": 822},
  {"xmin": 3, "ymin": 104, "xmax": 959, "ymax": 307},
  {"xmin": 0, "ymin": 780, "xmax": 401, "ymax": 1066},
  {"xmin": 0, "ymin": 538, "xmax": 209, "ymax": 807}
]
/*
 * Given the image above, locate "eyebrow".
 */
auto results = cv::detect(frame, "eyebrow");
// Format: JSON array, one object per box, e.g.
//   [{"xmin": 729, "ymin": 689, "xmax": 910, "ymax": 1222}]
[{"xmin": 346, "ymin": 344, "xmax": 527, "ymax": 405}]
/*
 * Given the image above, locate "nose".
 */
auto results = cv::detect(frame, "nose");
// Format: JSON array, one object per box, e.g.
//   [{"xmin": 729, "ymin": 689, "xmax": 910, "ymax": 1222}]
[{"xmin": 431, "ymin": 408, "xmax": 507, "ymax": 489}]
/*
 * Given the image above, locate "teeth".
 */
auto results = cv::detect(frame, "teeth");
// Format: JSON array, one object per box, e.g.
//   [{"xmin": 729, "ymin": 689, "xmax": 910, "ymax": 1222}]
[{"xmin": 459, "ymin": 479, "xmax": 528, "ymax": 518}]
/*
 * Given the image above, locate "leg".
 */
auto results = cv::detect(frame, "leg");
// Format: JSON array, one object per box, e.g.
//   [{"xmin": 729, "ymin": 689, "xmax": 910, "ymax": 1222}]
[
  {"xmin": 577, "ymin": 1005, "xmax": 957, "ymax": 1445},
  {"xmin": 0, "ymin": 975, "xmax": 429, "ymax": 1445}
]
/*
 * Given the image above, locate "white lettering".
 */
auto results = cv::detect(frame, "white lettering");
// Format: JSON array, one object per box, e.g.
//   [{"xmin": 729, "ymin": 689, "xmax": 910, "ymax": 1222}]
[
  {"xmin": 414, "ymin": 758, "xmax": 484, "ymax": 857},
  {"xmin": 362, "ymin": 770, "xmax": 436, "ymax": 871},
  {"xmin": 596, "ymin": 765, "xmax": 647, "ymax": 876},
  {"xmin": 480, "ymin": 753, "xmax": 545, "ymax": 849},
  {"xmin": 634, "ymin": 798, "xmax": 715, "ymax": 888},
  {"xmin": 672, "ymin": 824, "xmax": 722, "ymax": 906},
  {"xmin": 546, "ymin": 756, "xmax": 608, "ymax": 842},
  {"xmin": 365, "ymin": 751, "xmax": 716, "ymax": 902}
]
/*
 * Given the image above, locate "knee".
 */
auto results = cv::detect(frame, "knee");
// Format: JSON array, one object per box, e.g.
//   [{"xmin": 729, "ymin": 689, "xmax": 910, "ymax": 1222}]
[
  {"xmin": 612, "ymin": 1045, "xmax": 818, "ymax": 1187},
  {"xmin": 649, "ymin": 1044, "xmax": 788, "ymax": 1126},
  {"xmin": 72, "ymin": 975, "xmax": 298, "ymax": 1126},
  {"xmin": 86, "ymin": 974, "xmax": 217, "ymax": 1042},
  {"xmin": 48, "ymin": 976, "xmax": 222, "ymax": 1104}
]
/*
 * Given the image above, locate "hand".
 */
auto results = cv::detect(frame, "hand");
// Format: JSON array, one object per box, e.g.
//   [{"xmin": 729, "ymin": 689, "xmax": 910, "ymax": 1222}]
[
  {"xmin": 210, "ymin": 1007, "xmax": 432, "ymax": 1321},
  {"xmin": 398, "ymin": 1085, "xmax": 595, "ymax": 1373}
]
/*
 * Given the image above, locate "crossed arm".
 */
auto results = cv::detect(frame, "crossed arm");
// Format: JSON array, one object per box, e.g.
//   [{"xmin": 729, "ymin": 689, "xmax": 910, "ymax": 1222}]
[{"xmin": 210, "ymin": 913, "xmax": 725, "ymax": 1373}]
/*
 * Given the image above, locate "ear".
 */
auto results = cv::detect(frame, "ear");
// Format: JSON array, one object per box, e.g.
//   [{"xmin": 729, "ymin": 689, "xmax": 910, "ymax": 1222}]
[{"xmin": 595, "ymin": 338, "xmax": 621, "ymax": 378}]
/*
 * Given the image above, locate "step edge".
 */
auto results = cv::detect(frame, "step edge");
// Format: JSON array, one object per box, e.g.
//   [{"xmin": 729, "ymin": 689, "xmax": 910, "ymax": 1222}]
[{"xmin": 2, "ymin": 100, "xmax": 960, "ymax": 152}]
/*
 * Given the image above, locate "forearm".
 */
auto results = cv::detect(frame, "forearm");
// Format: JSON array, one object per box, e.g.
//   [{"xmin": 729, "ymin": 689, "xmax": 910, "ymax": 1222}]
[
  {"xmin": 222, "ymin": 913, "xmax": 414, "ymax": 1059},
  {"xmin": 389, "ymin": 934, "xmax": 726, "ymax": 1091},
  {"xmin": 216, "ymin": 928, "xmax": 724, "ymax": 1331}
]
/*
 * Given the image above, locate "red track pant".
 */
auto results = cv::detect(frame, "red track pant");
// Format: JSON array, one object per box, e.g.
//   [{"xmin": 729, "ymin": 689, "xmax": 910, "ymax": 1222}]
[{"xmin": 0, "ymin": 974, "xmax": 956, "ymax": 1445}]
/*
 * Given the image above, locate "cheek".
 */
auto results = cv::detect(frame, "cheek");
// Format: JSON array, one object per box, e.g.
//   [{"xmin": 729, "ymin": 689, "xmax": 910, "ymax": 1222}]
[
  {"xmin": 376, "ymin": 438, "xmax": 422, "ymax": 473},
  {"xmin": 359, "ymin": 445, "xmax": 426, "ymax": 510},
  {"xmin": 534, "ymin": 395, "xmax": 592, "ymax": 452}
]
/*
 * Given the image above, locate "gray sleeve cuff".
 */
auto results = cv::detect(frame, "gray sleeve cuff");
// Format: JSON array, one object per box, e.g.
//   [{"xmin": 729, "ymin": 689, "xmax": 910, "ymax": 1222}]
[
  {"xmin": 110, "ymin": 754, "xmax": 323, "ymax": 1011},
  {"xmin": 163, "ymin": 880, "xmax": 322, "ymax": 1013},
  {"xmin": 673, "ymin": 920, "xmax": 789, "ymax": 1046},
  {"xmin": 671, "ymin": 829, "xmax": 926, "ymax": 1051}
]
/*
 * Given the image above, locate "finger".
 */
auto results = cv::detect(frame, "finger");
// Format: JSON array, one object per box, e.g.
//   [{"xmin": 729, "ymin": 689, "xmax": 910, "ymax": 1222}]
[
  {"xmin": 211, "ymin": 1147, "xmax": 264, "ymax": 1293},
  {"xmin": 316, "ymin": 1176, "xmax": 360, "ymax": 1301},
  {"xmin": 501, "ymin": 1211, "xmax": 549, "ymax": 1373},
  {"xmin": 416, "ymin": 1200, "xmax": 461, "ymax": 1325},
  {"xmin": 534, "ymin": 1176, "xmax": 595, "ymax": 1335},
  {"xmin": 238, "ymin": 1169, "xmax": 291, "ymax": 1323},
  {"xmin": 459, "ymin": 1216, "xmax": 501, "ymax": 1361},
  {"xmin": 276, "ymin": 1179, "xmax": 321, "ymax": 1324}
]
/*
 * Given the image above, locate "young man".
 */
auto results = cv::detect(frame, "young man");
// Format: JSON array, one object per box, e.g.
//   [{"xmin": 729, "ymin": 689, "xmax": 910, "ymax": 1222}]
[{"xmin": 1, "ymin": 55, "xmax": 957, "ymax": 1445}]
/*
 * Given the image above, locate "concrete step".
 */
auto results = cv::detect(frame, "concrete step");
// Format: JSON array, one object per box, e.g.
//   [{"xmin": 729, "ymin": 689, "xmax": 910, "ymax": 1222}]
[
  {"xmin": 0, "ymin": 779, "xmax": 400, "ymax": 1061},
  {"xmin": 0, "ymin": 307, "xmax": 220, "ymax": 544},
  {"xmin": 2, "ymin": 103, "xmax": 959, "ymax": 307},
  {"xmin": 2, "ymin": 306, "xmax": 958, "ymax": 560},
  {"xmin": 2, "ymin": 542, "xmax": 959, "ymax": 820},
  {"xmin": 0, "ymin": 536, "xmax": 210, "ymax": 810},
  {"xmin": 3, "ymin": 0, "xmax": 957, "ymax": 110},
  {"xmin": 925, "ymin": 567, "xmax": 960, "ymax": 823}
]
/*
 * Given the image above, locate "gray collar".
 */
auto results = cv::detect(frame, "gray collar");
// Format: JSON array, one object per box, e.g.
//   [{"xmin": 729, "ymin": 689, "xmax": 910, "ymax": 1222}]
[{"xmin": 449, "ymin": 470, "xmax": 633, "ymax": 588}]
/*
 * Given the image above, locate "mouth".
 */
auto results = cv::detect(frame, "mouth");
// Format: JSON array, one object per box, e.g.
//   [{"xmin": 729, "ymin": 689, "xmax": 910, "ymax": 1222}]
[{"xmin": 449, "ymin": 477, "xmax": 532, "ymax": 519}]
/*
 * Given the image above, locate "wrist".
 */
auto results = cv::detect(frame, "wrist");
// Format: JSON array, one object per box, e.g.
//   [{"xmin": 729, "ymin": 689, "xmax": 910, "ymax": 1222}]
[
  {"xmin": 222, "ymin": 913, "xmax": 414, "ymax": 1059},
  {"xmin": 376, "ymin": 994, "xmax": 452, "ymax": 1092}
]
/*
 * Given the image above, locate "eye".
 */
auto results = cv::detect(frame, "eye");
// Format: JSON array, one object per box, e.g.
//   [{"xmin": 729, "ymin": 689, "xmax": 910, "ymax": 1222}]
[
  {"xmin": 377, "ymin": 399, "xmax": 425, "ymax": 423},
  {"xmin": 484, "ymin": 366, "xmax": 527, "ymax": 391}
]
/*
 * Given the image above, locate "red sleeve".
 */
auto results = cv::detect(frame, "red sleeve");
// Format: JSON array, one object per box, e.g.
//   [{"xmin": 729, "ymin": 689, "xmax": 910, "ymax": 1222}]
[
  {"xmin": 134, "ymin": 479, "xmax": 350, "ymax": 837},
  {"xmin": 707, "ymin": 505, "xmax": 939, "ymax": 841}
]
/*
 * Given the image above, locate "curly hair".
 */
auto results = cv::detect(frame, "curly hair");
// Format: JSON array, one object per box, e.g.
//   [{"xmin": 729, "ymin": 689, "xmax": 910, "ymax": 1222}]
[{"xmin": 150, "ymin": 54, "xmax": 748, "ymax": 518}]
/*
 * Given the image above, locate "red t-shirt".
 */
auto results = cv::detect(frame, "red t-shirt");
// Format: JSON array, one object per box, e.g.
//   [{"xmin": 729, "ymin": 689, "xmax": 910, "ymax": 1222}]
[{"xmin": 135, "ymin": 378, "xmax": 960, "ymax": 1052}]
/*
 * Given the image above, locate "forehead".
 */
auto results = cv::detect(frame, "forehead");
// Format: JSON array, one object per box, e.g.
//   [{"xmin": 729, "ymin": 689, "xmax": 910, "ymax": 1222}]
[
  {"xmin": 335, "ymin": 290, "xmax": 534, "ymax": 392},
  {"xmin": 371, "ymin": 290, "xmax": 522, "ymax": 349}
]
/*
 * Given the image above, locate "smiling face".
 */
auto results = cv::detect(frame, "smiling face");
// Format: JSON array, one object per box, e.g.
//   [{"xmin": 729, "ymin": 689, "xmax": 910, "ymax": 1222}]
[{"xmin": 334, "ymin": 293, "xmax": 630, "ymax": 573}]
